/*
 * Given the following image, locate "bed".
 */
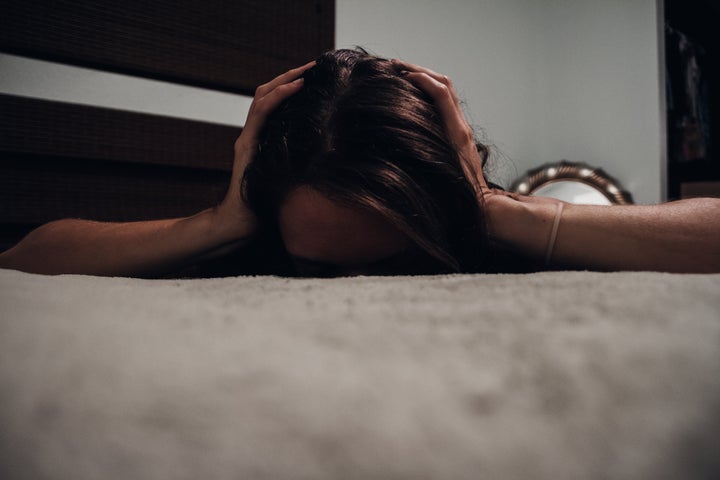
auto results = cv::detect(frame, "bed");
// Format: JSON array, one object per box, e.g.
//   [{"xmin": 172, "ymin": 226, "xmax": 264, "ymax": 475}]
[
  {"xmin": 1, "ymin": 268, "xmax": 719, "ymax": 479},
  {"xmin": 2, "ymin": 3, "xmax": 719, "ymax": 477}
]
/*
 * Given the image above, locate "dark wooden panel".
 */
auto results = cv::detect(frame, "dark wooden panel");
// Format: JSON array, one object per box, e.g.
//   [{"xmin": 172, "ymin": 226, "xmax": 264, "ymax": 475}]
[
  {"xmin": 0, "ymin": 155, "xmax": 228, "ymax": 225},
  {"xmin": 0, "ymin": 94, "xmax": 238, "ymax": 171},
  {"xmin": 0, "ymin": 0, "xmax": 335, "ymax": 95},
  {"xmin": 0, "ymin": 96, "xmax": 239, "ymax": 253}
]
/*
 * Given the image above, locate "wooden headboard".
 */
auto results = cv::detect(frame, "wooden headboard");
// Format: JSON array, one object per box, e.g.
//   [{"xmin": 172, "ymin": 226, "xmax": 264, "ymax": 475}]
[{"xmin": 0, "ymin": 0, "xmax": 334, "ymax": 251}]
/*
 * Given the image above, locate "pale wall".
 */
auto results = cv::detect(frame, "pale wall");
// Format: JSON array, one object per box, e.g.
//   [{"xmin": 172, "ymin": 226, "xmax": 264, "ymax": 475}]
[{"xmin": 0, "ymin": 53, "xmax": 251, "ymax": 127}]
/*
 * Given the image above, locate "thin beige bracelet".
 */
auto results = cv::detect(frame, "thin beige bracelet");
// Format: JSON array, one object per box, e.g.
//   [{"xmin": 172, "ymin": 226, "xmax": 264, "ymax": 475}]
[{"xmin": 545, "ymin": 202, "xmax": 564, "ymax": 266}]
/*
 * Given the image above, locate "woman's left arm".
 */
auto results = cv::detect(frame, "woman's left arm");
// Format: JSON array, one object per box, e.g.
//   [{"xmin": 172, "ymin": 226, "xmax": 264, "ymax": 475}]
[
  {"xmin": 485, "ymin": 194, "xmax": 720, "ymax": 273},
  {"xmin": 396, "ymin": 59, "xmax": 720, "ymax": 273}
]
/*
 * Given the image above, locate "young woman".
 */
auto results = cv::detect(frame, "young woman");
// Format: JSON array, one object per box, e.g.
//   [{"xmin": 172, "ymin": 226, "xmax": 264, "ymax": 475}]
[{"xmin": 1, "ymin": 49, "xmax": 719, "ymax": 277}]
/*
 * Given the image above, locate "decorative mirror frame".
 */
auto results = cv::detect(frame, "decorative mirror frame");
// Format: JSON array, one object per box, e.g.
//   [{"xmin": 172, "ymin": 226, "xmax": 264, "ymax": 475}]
[{"xmin": 510, "ymin": 160, "xmax": 634, "ymax": 205}]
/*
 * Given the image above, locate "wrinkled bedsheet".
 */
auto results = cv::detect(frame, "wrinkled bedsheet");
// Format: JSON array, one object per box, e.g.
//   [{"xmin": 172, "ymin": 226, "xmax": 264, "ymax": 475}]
[{"xmin": 1, "ymin": 269, "xmax": 719, "ymax": 479}]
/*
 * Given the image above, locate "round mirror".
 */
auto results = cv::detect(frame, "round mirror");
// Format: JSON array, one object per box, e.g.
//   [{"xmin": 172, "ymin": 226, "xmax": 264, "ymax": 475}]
[{"xmin": 510, "ymin": 161, "xmax": 633, "ymax": 205}]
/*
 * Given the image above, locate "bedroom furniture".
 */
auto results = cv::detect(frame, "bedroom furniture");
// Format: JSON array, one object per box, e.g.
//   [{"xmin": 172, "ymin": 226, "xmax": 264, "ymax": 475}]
[
  {"xmin": 0, "ymin": 0, "xmax": 334, "ymax": 95},
  {"xmin": 1, "ymin": 268, "xmax": 719, "ymax": 479}
]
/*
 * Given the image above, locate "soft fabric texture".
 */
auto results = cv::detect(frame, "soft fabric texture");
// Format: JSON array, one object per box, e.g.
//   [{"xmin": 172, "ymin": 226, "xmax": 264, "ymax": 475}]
[{"xmin": 1, "ymin": 269, "xmax": 719, "ymax": 479}]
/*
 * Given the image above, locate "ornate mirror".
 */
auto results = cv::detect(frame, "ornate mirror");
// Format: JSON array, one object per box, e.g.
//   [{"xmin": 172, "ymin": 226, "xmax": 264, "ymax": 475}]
[{"xmin": 510, "ymin": 160, "xmax": 633, "ymax": 205}]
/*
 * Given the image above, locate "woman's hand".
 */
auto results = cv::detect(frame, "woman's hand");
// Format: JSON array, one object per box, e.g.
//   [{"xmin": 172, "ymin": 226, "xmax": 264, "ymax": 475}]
[
  {"xmin": 392, "ymin": 60, "xmax": 493, "ymax": 199},
  {"xmin": 392, "ymin": 60, "xmax": 547, "ymax": 254},
  {"xmin": 214, "ymin": 60, "xmax": 316, "ymax": 240}
]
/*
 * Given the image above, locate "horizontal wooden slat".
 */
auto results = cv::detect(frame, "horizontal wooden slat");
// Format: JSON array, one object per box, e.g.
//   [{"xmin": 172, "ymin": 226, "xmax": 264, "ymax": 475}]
[
  {"xmin": 0, "ymin": 94, "xmax": 238, "ymax": 171},
  {"xmin": 0, "ymin": 157, "xmax": 229, "ymax": 224},
  {"xmin": 0, "ymin": 0, "xmax": 334, "ymax": 95},
  {"xmin": 0, "ymin": 155, "xmax": 229, "ymax": 224}
]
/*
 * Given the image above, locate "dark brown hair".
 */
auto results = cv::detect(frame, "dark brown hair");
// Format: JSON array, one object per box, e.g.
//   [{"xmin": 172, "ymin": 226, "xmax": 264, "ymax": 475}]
[{"xmin": 242, "ymin": 48, "xmax": 494, "ymax": 275}]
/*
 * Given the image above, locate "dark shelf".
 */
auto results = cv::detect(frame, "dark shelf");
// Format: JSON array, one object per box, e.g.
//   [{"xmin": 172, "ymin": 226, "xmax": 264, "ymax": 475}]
[{"xmin": 665, "ymin": 0, "xmax": 720, "ymax": 199}]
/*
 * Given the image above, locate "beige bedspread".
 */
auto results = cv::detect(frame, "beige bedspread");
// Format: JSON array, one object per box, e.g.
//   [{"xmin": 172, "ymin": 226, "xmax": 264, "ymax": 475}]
[{"xmin": 1, "ymin": 269, "xmax": 719, "ymax": 479}]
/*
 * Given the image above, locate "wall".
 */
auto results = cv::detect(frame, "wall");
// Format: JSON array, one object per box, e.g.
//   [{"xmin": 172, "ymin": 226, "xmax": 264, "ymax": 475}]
[
  {"xmin": 336, "ymin": 0, "xmax": 663, "ymax": 203},
  {"xmin": 0, "ymin": 0, "xmax": 663, "ymax": 203},
  {"xmin": 534, "ymin": 0, "xmax": 664, "ymax": 203},
  {"xmin": 0, "ymin": 53, "xmax": 251, "ymax": 127}
]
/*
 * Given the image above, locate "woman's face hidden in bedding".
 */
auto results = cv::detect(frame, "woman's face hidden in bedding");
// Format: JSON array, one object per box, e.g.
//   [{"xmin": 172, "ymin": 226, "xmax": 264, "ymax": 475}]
[{"xmin": 279, "ymin": 186, "xmax": 413, "ymax": 277}]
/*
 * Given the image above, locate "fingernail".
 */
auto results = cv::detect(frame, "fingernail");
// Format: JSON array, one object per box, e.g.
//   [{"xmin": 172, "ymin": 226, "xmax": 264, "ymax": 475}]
[{"xmin": 399, "ymin": 70, "xmax": 409, "ymax": 76}]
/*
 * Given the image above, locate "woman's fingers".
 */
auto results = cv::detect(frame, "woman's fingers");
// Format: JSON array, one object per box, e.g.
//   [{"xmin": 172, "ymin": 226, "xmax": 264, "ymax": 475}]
[
  {"xmin": 254, "ymin": 60, "xmax": 315, "ymax": 99},
  {"xmin": 398, "ymin": 62, "xmax": 488, "ymax": 192},
  {"xmin": 240, "ymin": 60, "xmax": 315, "ymax": 141},
  {"xmin": 244, "ymin": 77, "xmax": 305, "ymax": 134},
  {"xmin": 392, "ymin": 59, "xmax": 460, "ymax": 105},
  {"xmin": 222, "ymin": 61, "xmax": 314, "ymax": 234},
  {"xmin": 394, "ymin": 59, "xmax": 468, "ymax": 145},
  {"xmin": 403, "ymin": 71, "xmax": 474, "ymax": 148}
]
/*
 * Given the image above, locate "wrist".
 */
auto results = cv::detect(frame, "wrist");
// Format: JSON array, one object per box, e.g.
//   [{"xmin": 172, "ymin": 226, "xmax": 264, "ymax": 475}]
[
  {"xmin": 208, "ymin": 204, "xmax": 255, "ymax": 244},
  {"xmin": 485, "ymin": 194, "xmax": 559, "ymax": 260}
]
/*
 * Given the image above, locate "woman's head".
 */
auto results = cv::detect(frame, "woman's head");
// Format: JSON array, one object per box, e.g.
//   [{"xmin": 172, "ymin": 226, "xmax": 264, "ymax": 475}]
[{"xmin": 243, "ymin": 48, "xmax": 490, "ymax": 276}]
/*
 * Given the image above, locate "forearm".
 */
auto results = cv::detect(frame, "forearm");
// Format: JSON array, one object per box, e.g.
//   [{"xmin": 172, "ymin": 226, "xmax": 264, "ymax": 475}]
[
  {"xmin": 0, "ymin": 207, "xmax": 252, "ymax": 277},
  {"xmin": 486, "ymin": 196, "xmax": 720, "ymax": 273}
]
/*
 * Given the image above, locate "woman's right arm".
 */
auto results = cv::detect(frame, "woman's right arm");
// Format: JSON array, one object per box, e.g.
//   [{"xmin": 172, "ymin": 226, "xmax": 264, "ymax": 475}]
[
  {"xmin": 0, "ymin": 61, "xmax": 314, "ymax": 277},
  {"xmin": 0, "ymin": 208, "xmax": 251, "ymax": 277}
]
